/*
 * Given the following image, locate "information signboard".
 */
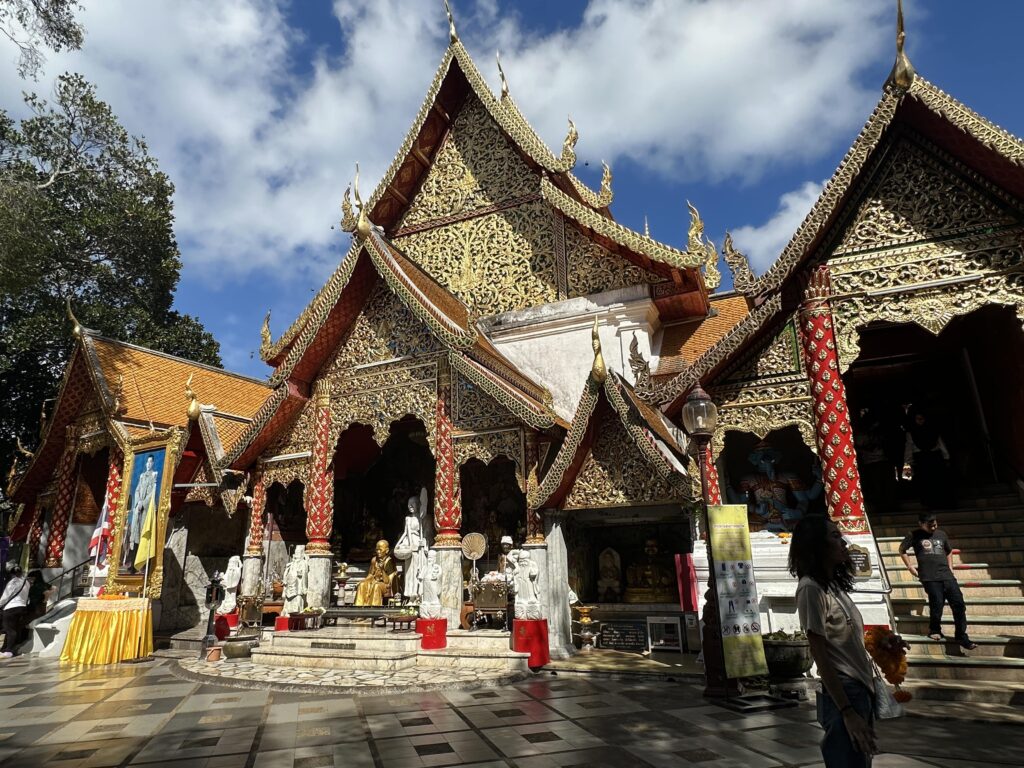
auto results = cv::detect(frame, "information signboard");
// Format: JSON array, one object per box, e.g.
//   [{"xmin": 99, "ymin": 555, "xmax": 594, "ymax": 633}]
[{"xmin": 600, "ymin": 620, "xmax": 649, "ymax": 652}]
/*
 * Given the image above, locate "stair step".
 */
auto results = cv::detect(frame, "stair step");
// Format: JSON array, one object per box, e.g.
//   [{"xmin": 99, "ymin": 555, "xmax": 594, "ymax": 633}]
[
  {"xmin": 893, "ymin": 596, "xmax": 1024, "ymax": 616},
  {"xmin": 895, "ymin": 614, "xmax": 1024, "ymax": 636},
  {"xmin": 882, "ymin": 563, "xmax": 1024, "ymax": 581},
  {"xmin": 875, "ymin": 520, "xmax": 1024, "ymax": 537},
  {"xmin": 270, "ymin": 628, "xmax": 421, "ymax": 652},
  {"xmin": 417, "ymin": 647, "xmax": 531, "ymax": 671},
  {"xmin": 901, "ymin": 634, "xmax": 1024, "ymax": 659},
  {"xmin": 873, "ymin": 493, "xmax": 1023, "ymax": 512},
  {"xmin": 901, "ymin": 678, "xmax": 1024, "ymax": 705},
  {"xmin": 251, "ymin": 646, "xmax": 418, "ymax": 671},
  {"xmin": 906, "ymin": 655, "xmax": 1024, "ymax": 682},
  {"xmin": 900, "ymin": 699, "xmax": 1024, "ymax": 724},
  {"xmin": 882, "ymin": 548, "xmax": 1024, "ymax": 566},
  {"xmin": 870, "ymin": 507, "xmax": 1024, "ymax": 525},
  {"xmin": 889, "ymin": 580, "xmax": 1024, "ymax": 598}
]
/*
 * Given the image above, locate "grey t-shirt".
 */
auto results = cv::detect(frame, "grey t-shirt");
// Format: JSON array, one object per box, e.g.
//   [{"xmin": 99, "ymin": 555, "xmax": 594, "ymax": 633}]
[{"xmin": 796, "ymin": 576, "xmax": 875, "ymax": 691}]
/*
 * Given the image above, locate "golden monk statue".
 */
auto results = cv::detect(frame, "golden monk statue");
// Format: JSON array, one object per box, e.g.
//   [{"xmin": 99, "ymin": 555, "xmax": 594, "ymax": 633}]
[
  {"xmin": 623, "ymin": 538, "xmax": 677, "ymax": 604},
  {"xmin": 354, "ymin": 539, "xmax": 399, "ymax": 606}
]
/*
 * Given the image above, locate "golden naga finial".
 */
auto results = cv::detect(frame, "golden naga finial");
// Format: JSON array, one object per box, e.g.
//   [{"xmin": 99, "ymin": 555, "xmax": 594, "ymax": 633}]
[
  {"xmin": 352, "ymin": 163, "xmax": 372, "ymax": 241},
  {"xmin": 444, "ymin": 0, "xmax": 458, "ymax": 43},
  {"xmin": 340, "ymin": 185, "xmax": 357, "ymax": 232},
  {"xmin": 260, "ymin": 310, "xmax": 272, "ymax": 356},
  {"xmin": 563, "ymin": 117, "xmax": 579, "ymax": 153},
  {"xmin": 722, "ymin": 232, "xmax": 757, "ymax": 296},
  {"xmin": 496, "ymin": 51, "xmax": 509, "ymax": 99},
  {"xmin": 111, "ymin": 373, "xmax": 125, "ymax": 414},
  {"xmin": 6, "ymin": 456, "xmax": 18, "ymax": 486},
  {"xmin": 599, "ymin": 161, "xmax": 612, "ymax": 203},
  {"xmin": 65, "ymin": 297, "xmax": 82, "ymax": 338},
  {"xmin": 591, "ymin": 317, "xmax": 607, "ymax": 384},
  {"xmin": 886, "ymin": 0, "xmax": 916, "ymax": 90},
  {"xmin": 687, "ymin": 201, "xmax": 721, "ymax": 291},
  {"xmin": 16, "ymin": 436, "xmax": 34, "ymax": 458},
  {"xmin": 185, "ymin": 373, "xmax": 201, "ymax": 421}
]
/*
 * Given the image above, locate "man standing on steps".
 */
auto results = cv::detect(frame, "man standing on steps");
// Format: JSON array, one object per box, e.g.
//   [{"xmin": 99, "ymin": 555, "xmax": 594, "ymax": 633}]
[{"xmin": 899, "ymin": 512, "xmax": 978, "ymax": 650}]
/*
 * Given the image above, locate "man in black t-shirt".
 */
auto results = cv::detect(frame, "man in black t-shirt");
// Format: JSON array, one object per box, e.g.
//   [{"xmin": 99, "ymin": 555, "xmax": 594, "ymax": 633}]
[{"xmin": 899, "ymin": 513, "xmax": 977, "ymax": 649}]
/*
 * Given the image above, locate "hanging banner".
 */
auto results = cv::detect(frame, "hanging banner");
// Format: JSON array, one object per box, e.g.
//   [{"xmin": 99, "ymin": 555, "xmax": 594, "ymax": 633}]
[{"xmin": 708, "ymin": 504, "xmax": 768, "ymax": 679}]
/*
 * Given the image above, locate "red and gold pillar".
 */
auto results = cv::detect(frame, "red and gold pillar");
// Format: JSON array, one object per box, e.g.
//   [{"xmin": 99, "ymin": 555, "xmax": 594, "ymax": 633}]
[
  {"xmin": 702, "ymin": 442, "xmax": 722, "ymax": 506},
  {"xmin": 433, "ymin": 383, "xmax": 461, "ymax": 546},
  {"xmin": 104, "ymin": 447, "xmax": 123, "ymax": 546},
  {"xmin": 799, "ymin": 266, "xmax": 867, "ymax": 533},
  {"xmin": 45, "ymin": 426, "xmax": 79, "ymax": 567},
  {"xmin": 305, "ymin": 381, "xmax": 334, "ymax": 555}
]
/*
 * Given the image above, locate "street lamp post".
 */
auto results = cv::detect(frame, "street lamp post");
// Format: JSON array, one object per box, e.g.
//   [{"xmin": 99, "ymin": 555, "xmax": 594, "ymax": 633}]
[{"xmin": 681, "ymin": 384, "xmax": 739, "ymax": 699}]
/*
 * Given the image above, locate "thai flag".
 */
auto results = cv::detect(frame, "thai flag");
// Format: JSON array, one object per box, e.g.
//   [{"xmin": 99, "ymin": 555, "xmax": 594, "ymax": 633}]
[{"xmin": 89, "ymin": 493, "xmax": 113, "ymax": 565}]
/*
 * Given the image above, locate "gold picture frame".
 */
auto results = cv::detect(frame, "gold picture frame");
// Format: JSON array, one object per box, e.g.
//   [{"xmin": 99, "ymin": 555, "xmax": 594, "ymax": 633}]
[{"xmin": 106, "ymin": 428, "xmax": 186, "ymax": 598}]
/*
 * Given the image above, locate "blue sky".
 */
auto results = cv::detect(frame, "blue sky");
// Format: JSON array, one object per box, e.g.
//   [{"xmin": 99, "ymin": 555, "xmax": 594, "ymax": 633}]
[{"xmin": 2, "ymin": 1, "xmax": 1023, "ymax": 379}]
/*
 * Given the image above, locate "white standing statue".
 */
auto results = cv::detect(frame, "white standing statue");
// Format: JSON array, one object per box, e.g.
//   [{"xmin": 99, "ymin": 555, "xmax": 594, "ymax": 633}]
[
  {"xmin": 418, "ymin": 549, "xmax": 444, "ymax": 619},
  {"xmin": 394, "ymin": 487, "xmax": 430, "ymax": 603},
  {"xmin": 220, "ymin": 555, "xmax": 243, "ymax": 613},
  {"xmin": 511, "ymin": 549, "xmax": 543, "ymax": 619},
  {"xmin": 283, "ymin": 545, "xmax": 308, "ymax": 614}
]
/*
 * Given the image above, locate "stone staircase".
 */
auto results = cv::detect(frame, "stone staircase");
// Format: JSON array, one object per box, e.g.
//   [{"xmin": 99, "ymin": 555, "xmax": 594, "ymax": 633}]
[
  {"xmin": 872, "ymin": 485, "xmax": 1024, "ymax": 705},
  {"xmin": 250, "ymin": 624, "xmax": 531, "ymax": 674}
]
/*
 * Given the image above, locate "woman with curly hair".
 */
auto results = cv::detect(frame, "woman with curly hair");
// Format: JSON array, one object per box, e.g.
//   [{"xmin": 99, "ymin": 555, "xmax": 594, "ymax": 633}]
[{"xmin": 790, "ymin": 516, "xmax": 878, "ymax": 767}]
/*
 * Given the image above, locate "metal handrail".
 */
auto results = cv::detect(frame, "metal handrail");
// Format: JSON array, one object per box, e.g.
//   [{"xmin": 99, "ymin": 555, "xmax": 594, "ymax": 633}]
[{"xmin": 47, "ymin": 558, "xmax": 93, "ymax": 602}]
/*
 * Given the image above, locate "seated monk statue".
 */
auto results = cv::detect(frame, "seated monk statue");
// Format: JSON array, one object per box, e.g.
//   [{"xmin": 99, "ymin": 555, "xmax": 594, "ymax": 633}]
[
  {"xmin": 355, "ymin": 539, "xmax": 399, "ymax": 606},
  {"xmin": 623, "ymin": 538, "xmax": 678, "ymax": 604}
]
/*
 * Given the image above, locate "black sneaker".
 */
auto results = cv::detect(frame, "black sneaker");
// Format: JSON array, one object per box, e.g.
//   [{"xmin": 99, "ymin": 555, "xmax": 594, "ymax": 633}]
[{"xmin": 959, "ymin": 639, "xmax": 978, "ymax": 650}]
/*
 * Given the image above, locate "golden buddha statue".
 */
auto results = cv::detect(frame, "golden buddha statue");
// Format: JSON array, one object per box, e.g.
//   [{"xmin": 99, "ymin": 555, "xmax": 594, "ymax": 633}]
[
  {"xmin": 623, "ymin": 538, "xmax": 678, "ymax": 604},
  {"xmin": 354, "ymin": 540, "xmax": 399, "ymax": 606}
]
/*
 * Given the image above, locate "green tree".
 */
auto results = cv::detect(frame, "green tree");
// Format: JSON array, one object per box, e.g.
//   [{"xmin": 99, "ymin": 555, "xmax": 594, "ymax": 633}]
[
  {"xmin": 0, "ymin": 0, "xmax": 84, "ymax": 79},
  {"xmin": 0, "ymin": 73, "xmax": 221, "ymax": 480}
]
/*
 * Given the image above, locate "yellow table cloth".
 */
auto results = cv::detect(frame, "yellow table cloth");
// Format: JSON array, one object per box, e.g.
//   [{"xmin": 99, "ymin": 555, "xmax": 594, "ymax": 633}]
[{"xmin": 60, "ymin": 597, "xmax": 153, "ymax": 664}]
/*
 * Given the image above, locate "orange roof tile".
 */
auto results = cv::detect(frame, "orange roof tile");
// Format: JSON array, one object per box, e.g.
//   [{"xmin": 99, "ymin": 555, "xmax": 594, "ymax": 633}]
[
  {"xmin": 211, "ymin": 415, "xmax": 250, "ymax": 457},
  {"xmin": 87, "ymin": 336, "xmax": 272, "ymax": 428},
  {"xmin": 656, "ymin": 294, "xmax": 749, "ymax": 376}
]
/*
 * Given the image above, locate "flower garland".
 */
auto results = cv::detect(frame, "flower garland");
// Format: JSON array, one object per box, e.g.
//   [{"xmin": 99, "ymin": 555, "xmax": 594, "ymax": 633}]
[{"xmin": 865, "ymin": 626, "xmax": 913, "ymax": 703}]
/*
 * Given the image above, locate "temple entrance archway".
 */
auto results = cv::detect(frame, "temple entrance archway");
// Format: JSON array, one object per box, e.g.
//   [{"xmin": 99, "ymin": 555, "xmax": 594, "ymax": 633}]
[
  {"xmin": 459, "ymin": 457, "xmax": 524, "ymax": 566},
  {"xmin": 844, "ymin": 305, "xmax": 1024, "ymax": 497},
  {"xmin": 332, "ymin": 416, "xmax": 435, "ymax": 563},
  {"xmin": 718, "ymin": 425, "xmax": 824, "ymax": 532}
]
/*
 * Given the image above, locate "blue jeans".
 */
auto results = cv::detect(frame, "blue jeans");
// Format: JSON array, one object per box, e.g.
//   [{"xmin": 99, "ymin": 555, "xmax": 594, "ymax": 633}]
[{"xmin": 817, "ymin": 675, "xmax": 875, "ymax": 768}]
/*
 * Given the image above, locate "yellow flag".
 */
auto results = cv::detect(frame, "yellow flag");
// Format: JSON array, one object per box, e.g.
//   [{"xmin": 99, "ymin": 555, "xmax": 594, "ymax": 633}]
[{"xmin": 134, "ymin": 491, "xmax": 158, "ymax": 569}]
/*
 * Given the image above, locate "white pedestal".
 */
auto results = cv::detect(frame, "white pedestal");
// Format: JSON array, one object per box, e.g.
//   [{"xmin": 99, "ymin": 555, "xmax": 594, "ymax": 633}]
[
  {"xmin": 240, "ymin": 554, "xmax": 262, "ymax": 597},
  {"xmin": 436, "ymin": 547, "xmax": 463, "ymax": 627},
  {"xmin": 305, "ymin": 555, "xmax": 333, "ymax": 610}
]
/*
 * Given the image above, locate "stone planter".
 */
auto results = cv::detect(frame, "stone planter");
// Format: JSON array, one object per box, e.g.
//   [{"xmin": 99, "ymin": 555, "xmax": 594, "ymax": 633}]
[
  {"xmin": 222, "ymin": 635, "xmax": 259, "ymax": 660},
  {"xmin": 762, "ymin": 639, "xmax": 813, "ymax": 680}
]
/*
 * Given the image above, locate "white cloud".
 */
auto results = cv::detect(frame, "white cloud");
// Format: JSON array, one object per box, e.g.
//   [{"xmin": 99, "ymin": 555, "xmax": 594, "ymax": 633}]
[
  {"xmin": 0, "ymin": 0, "xmax": 891, "ymax": 282},
  {"xmin": 730, "ymin": 180, "xmax": 825, "ymax": 273}
]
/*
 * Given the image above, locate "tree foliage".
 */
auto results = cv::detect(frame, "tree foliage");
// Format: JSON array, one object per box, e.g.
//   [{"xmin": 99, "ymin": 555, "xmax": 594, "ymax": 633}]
[
  {"xmin": 0, "ymin": 73, "xmax": 221, "ymax": 480},
  {"xmin": 0, "ymin": 0, "xmax": 84, "ymax": 79}
]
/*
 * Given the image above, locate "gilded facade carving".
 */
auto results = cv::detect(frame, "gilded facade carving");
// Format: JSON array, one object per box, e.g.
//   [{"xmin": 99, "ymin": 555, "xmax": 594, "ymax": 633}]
[
  {"xmin": 454, "ymin": 428, "xmax": 524, "ymax": 487},
  {"xmin": 394, "ymin": 200, "xmax": 557, "ymax": 316},
  {"xmin": 261, "ymin": 458, "xmax": 309, "ymax": 492},
  {"xmin": 836, "ymin": 138, "xmax": 1018, "ymax": 255},
  {"xmin": 712, "ymin": 397, "xmax": 817, "ymax": 458},
  {"xmin": 564, "ymin": 409, "xmax": 686, "ymax": 509},
  {"xmin": 564, "ymin": 222, "xmax": 661, "ymax": 297},
  {"xmin": 453, "ymin": 370, "xmax": 514, "ymax": 431},
  {"xmin": 398, "ymin": 97, "xmax": 537, "ymax": 228},
  {"xmin": 716, "ymin": 320, "xmax": 803, "ymax": 389}
]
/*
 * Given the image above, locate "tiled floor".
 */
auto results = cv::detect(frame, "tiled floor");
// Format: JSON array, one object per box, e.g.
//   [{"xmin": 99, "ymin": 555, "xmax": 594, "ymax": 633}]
[{"xmin": 1, "ymin": 656, "xmax": 1021, "ymax": 767}]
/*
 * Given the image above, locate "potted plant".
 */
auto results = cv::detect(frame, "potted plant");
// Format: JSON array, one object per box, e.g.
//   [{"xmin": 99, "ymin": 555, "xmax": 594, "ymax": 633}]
[{"xmin": 762, "ymin": 629, "xmax": 813, "ymax": 680}]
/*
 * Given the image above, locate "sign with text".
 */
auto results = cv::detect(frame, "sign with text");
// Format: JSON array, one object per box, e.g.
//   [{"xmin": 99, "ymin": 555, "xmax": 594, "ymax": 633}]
[
  {"xmin": 600, "ymin": 620, "xmax": 649, "ymax": 652},
  {"xmin": 847, "ymin": 543, "xmax": 872, "ymax": 578},
  {"xmin": 707, "ymin": 504, "xmax": 768, "ymax": 679}
]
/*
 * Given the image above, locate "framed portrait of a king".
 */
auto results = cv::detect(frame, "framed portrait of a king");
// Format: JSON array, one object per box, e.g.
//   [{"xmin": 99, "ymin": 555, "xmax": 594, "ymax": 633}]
[{"xmin": 107, "ymin": 428, "xmax": 185, "ymax": 597}]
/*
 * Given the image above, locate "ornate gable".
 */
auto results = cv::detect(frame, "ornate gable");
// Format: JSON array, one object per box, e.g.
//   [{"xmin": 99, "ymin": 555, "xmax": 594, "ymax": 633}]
[
  {"xmin": 564, "ymin": 406, "xmax": 686, "ymax": 509},
  {"xmin": 835, "ymin": 134, "xmax": 1021, "ymax": 256}
]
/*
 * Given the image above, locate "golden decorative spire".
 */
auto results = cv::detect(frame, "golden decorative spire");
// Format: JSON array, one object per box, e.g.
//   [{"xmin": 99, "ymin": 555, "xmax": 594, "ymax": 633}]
[
  {"xmin": 65, "ymin": 297, "xmax": 81, "ymax": 338},
  {"xmin": 260, "ymin": 310, "xmax": 272, "ymax": 357},
  {"xmin": 591, "ymin": 317, "xmax": 607, "ymax": 383},
  {"xmin": 496, "ymin": 51, "xmax": 509, "ymax": 99},
  {"xmin": 886, "ymin": 0, "xmax": 916, "ymax": 90},
  {"xmin": 600, "ymin": 161, "xmax": 612, "ymax": 201},
  {"xmin": 444, "ymin": 0, "xmax": 458, "ymax": 43},
  {"xmin": 687, "ymin": 201, "xmax": 721, "ymax": 291},
  {"xmin": 185, "ymin": 374, "xmax": 201, "ymax": 421},
  {"xmin": 643, "ymin": 215, "xmax": 650, "ymax": 238},
  {"xmin": 111, "ymin": 373, "xmax": 125, "ymax": 415}
]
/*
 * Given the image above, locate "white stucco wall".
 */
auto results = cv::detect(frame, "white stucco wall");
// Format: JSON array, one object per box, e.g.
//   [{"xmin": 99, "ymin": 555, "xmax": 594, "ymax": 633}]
[{"xmin": 483, "ymin": 285, "xmax": 660, "ymax": 421}]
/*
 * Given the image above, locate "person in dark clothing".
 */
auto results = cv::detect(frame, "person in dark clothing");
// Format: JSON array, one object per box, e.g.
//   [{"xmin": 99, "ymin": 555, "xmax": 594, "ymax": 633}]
[
  {"xmin": 1, "ymin": 565, "xmax": 30, "ymax": 657},
  {"xmin": 902, "ymin": 411, "xmax": 953, "ymax": 509},
  {"xmin": 27, "ymin": 569, "xmax": 52, "ymax": 622},
  {"xmin": 899, "ymin": 513, "xmax": 976, "ymax": 649},
  {"xmin": 855, "ymin": 407, "xmax": 896, "ymax": 508}
]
